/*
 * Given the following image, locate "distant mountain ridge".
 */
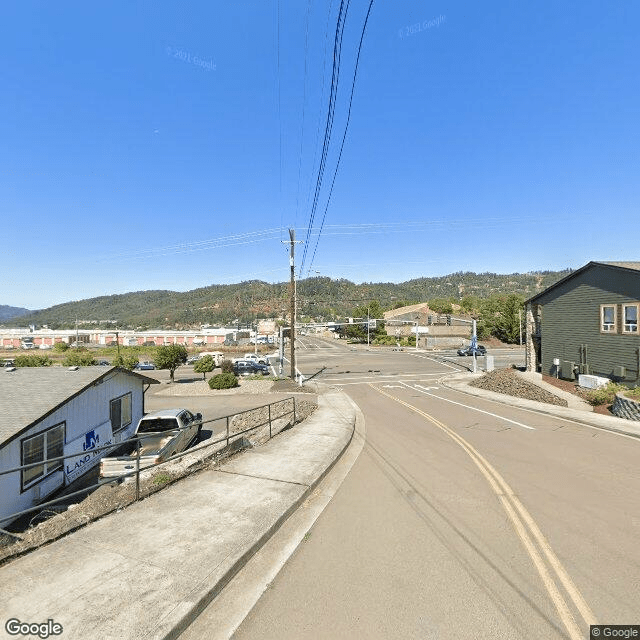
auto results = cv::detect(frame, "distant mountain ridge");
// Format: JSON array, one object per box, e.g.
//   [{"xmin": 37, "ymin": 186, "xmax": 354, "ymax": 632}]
[
  {"xmin": 1, "ymin": 269, "xmax": 572, "ymax": 330},
  {"xmin": 0, "ymin": 305, "xmax": 31, "ymax": 321}
]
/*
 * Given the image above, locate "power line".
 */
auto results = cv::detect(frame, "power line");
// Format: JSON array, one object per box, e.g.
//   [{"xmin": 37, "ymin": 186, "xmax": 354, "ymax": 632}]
[
  {"xmin": 294, "ymin": 0, "xmax": 314, "ymax": 229},
  {"xmin": 299, "ymin": 0, "xmax": 352, "ymax": 275},
  {"xmin": 307, "ymin": 0, "xmax": 376, "ymax": 275}
]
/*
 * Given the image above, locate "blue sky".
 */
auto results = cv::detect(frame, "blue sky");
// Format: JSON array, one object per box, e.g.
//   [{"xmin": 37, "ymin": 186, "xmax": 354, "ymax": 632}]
[{"xmin": 2, "ymin": 1, "xmax": 639, "ymax": 309}]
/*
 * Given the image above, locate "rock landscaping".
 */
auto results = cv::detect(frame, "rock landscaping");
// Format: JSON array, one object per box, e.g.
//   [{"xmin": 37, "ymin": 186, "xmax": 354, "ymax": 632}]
[{"xmin": 470, "ymin": 368, "xmax": 568, "ymax": 407}]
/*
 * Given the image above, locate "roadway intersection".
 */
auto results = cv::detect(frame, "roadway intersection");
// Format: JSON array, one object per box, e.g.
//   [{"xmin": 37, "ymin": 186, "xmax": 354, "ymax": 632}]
[{"xmin": 183, "ymin": 336, "xmax": 639, "ymax": 640}]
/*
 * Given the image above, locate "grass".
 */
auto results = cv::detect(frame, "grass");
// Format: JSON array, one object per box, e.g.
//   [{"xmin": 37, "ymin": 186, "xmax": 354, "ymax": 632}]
[{"xmin": 152, "ymin": 473, "xmax": 172, "ymax": 486}]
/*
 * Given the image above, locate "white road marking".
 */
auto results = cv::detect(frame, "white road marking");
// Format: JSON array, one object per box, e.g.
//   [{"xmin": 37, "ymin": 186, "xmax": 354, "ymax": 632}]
[{"xmin": 405, "ymin": 383, "xmax": 536, "ymax": 430}]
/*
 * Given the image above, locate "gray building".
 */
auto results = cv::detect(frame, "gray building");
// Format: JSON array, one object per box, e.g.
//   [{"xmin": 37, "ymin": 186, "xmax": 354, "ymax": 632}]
[
  {"xmin": 525, "ymin": 261, "xmax": 640, "ymax": 383},
  {"xmin": 0, "ymin": 366, "xmax": 158, "ymax": 527}
]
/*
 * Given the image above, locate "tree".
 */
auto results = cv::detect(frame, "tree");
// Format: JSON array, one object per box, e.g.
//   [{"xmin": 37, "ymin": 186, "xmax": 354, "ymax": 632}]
[
  {"xmin": 193, "ymin": 355, "xmax": 215, "ymax": 380},
  {"xmin": 113, "ymin": 354, "xmax": 139, "ymax": 370},
  {"xmin": 154, "ymin": 344, "xmax": 188, "ymax": 382}
]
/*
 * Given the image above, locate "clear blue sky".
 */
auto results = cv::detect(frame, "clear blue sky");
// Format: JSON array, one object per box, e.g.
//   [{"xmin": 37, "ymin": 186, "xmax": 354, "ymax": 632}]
[{"xmin": 2, "ymin": 1, "xmax": 639, "ymax": 309}]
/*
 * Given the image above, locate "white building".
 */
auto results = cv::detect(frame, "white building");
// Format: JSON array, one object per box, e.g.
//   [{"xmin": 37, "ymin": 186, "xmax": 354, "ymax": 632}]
[{"xmin": 0, "ymin": 366, "xmax": 158, "ymax": 527}]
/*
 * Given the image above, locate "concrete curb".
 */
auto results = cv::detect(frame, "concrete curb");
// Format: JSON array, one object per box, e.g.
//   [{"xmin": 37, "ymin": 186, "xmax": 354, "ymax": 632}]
[
  {"xmin": 441, "ymin": 373, "xmax": 640, "ymax": 440},
  {"xmin": 154, "ymin": 389, "xmax": 356, "ymax": 640}
]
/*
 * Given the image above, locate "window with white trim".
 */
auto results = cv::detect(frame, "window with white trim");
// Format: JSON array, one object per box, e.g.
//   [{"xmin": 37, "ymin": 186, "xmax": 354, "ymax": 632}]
[
  {"xmin": 21, "ymin": 423, "xmax": 65, "ymax": 490},
  {"xmin": 110, "ymin": 392, "xmax": 132, "ymax": 433},
  {"xmin": 600, "ymin": 304, "xmax": 617, "ymax": 333},
  {"xmin": 623, "ymin": 303, "xmax": 639, "ymax": 334}
]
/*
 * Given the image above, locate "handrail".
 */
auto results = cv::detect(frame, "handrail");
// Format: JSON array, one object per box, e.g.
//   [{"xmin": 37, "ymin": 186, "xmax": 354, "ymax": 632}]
[{"xmin": 0, "ymin": 397, "xmax": 297, "ymax": 528}]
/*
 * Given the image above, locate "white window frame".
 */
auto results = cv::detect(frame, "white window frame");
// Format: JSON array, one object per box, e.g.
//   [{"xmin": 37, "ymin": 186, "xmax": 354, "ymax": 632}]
[
  {"xmin": 600, "ymin": 304, "xmax": 617, "ymax": 333},
  {"xmin": 110, "ymin": 392, "xmax": 132, "ymax": 433},
  {"xmin": 622, "ymin": 303, "xmax": 639, "ymax": 334},
  {"xmin": 21, "ymin": 422, "xmax": 65, "ymax": 490}
]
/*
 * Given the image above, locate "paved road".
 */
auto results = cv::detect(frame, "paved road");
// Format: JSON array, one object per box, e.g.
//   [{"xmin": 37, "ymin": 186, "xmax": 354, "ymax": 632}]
[{"xmin": 214, "ymin": 337, "xmax": 640, "ymax": 640}]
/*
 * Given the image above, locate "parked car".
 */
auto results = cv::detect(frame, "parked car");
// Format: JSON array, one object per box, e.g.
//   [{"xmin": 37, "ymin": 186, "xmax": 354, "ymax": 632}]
[
  {"xmin": 135, "ymin": 361, "xmax": 156, "ymax": 370},
  {"xmin": 233, "ymin": 360, "xmax": 270, "ymax": 376},
  {"xmin": 99, "ymin": 408, "xmax": 203, "ymax": 478},
  {"xmin": 457, "ymin": 345, "xmax": 487, "ymax": 356}
]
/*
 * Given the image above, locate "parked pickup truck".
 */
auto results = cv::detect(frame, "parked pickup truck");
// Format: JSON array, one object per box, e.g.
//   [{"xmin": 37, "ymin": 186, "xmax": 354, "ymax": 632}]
[{"xmin": 99, "ymin": 408, "xmax": 202, "ymax": 478}]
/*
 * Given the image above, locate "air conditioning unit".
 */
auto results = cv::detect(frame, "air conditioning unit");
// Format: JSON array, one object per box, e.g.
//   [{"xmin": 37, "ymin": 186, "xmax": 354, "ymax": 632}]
[
  {"xmin": 560, "ymin": 361, "xmax": 575, "ymax": 381},
  {"xmin": 613, "ymin": 366, "xmax": 626, "ymax": 379}
]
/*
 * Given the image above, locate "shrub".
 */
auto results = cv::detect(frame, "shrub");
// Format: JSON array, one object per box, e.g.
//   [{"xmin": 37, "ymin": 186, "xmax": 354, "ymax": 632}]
[
  {"xmin": 221, "ymin": 359, "xmax": 234, "ymax": 374},
  {"xmin": 14, "ymin": 354, "xmax": 53, "ymax": 367},
  {"xmin": 63, "ymin": 351, "xmax": 97, "ymax": 367},
  {"xmin": 585, "ymin": 382, "xmax": 625, "ymax": 406},
  {"xmin": 626, "ymin": 386, "xmax": 640, "ymax": 400},
  {"xmin": 113, "ymin": 354, "xmax": 139, "ymax": 370},
  {"xmin": 53, "ymin": 342, "xmax": 69, "ymax": 352},
  {"xmin": 208, "ymin": 372, "xmax": 238, "ymax": 390}
]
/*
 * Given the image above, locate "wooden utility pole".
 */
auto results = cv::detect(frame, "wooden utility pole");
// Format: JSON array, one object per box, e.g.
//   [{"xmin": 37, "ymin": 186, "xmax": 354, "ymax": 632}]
[{"xmin": 289, "ymin": 229, "xmax": 296, "ymax": 381}]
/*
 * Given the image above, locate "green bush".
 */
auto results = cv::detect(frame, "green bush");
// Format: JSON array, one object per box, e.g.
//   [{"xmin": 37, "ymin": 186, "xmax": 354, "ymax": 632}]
[
  {"xmin": 626, "ymin": 386, "xmax": 640, "ymax": 400},
  {"xmin": 63, "ymin": 351, "xmax": 97, "ymax": 367},
  {"xmin": 53, "ymin": 342, "xmax": 69, "ymax": 352},
  {"xmin": 113, "ymin": 354, "xmax": 139, "ymax": 370},
  {"xmin": 585, "ymin": 382, "xmax": 625, "ymax": 406},
  {"xmin": 208, "ymin": 372, "xmax": 238, "ymax": 390},
  {"xmin": 14, "ymin": 354, "xmax": 53, "ymax": 367}
]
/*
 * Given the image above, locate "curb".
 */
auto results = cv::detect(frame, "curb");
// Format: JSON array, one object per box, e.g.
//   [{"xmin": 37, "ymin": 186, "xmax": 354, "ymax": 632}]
[
  {"xmin": 441, "ymin": 374, "xmax": 640, "ymax": 440},
  {"xmin": 153, "ymin": 389, "xmax": 357, "ymax": 640}
]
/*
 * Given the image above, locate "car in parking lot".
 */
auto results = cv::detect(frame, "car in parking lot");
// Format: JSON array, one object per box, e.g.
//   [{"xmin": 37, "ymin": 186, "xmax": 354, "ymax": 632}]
[
  {"xmin": 457, "ymin": 345, "xmax": 487, "ymax": 357},
  {"xmin": 233, "ymin": 360, "xmax": 270, "ymax": 376},
  {"xmin": 135, "ymin": 361, "xmax": 156, "ymax": 370}
]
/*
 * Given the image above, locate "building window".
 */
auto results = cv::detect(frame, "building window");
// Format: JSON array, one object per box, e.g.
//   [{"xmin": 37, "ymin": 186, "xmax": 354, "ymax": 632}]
[
  {"xmin": 600, "ymin": 305, "xmax": 617, "ymax": 333},
  {"xmin": 623, "ymin": 304, "xmax": 639, "ymax": 334},
  {"xmin": 21, "ymin": 423, "xmax": 65, "ymax": 490},
  {"xmin": 110, "ymin": 393, "xmax": 132, "ymax": 433}
]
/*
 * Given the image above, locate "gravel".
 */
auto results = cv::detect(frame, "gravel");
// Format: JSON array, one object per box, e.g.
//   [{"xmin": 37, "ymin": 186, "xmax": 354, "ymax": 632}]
[{"xmin": 470, "ymin": 368, "xmax": 568, "ymax": 407}]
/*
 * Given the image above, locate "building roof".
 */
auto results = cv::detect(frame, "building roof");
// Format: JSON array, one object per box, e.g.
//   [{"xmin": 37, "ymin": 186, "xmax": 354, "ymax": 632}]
[
  {"xmin": 0, "ymin": 366, "xmax": 158, "ymax": 446},
  {"xmin": 526, "ymin": 261, "xmax": 640, "ymax": 304},
  {"xmin": 384, "ymin": 303, "xmax": 432, "ymax": 320}
]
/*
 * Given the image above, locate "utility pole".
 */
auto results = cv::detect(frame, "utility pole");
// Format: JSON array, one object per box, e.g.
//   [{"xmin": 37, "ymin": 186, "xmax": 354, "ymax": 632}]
[
  {"xmin": 289, "ymin": 229, "xmax": 296, "ymax": 381},
  {"xmin": 282, "ymin": 229, "xmax": 301, "ymax": 381}
]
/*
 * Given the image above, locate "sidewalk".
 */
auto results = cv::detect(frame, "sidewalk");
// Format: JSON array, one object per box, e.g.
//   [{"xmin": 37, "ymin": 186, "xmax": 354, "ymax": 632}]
[
  {"xmin": 1, "ymin": 390, "xmax": 357, "ymax": 640},
  {"xmin": 443, "ymin": 372, "xmax": 640, "ymax": 439}
]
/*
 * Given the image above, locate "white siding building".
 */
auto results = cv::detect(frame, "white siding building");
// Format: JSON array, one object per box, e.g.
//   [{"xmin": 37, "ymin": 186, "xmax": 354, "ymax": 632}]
[{"xmin": 0, "ymin": 366, "xmax": 158, "ymax": 527}]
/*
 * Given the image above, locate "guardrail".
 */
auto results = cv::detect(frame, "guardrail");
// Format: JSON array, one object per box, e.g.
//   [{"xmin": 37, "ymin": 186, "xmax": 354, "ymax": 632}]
[{"xmin": 0, "ymin": 397, "xmax": 298, "ymax": 538}]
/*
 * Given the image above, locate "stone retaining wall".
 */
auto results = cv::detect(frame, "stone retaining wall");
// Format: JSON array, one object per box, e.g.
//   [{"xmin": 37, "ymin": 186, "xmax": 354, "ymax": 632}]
[{"xmin": 612, "ymin": 393, "xmax": 640, "ymax": 421}]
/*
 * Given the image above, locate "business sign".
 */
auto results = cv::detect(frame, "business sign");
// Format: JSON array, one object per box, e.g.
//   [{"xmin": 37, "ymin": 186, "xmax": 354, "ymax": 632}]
[
  {"xmin": 412, "ymin": 326, "xmax": 429, "ymax": 334},
  {"xmin": 64, "ymin": 421, "xmax": 113, "ymax": 483},
  {"xmin": 257, "ymin": 320, "xmax": 277, "ymax": 335}
]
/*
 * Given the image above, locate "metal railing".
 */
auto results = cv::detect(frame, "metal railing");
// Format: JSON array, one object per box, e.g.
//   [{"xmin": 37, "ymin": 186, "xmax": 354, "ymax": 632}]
[{"xmin": 0, "ymin": 397, "xmax": 297, "ymax": 537}]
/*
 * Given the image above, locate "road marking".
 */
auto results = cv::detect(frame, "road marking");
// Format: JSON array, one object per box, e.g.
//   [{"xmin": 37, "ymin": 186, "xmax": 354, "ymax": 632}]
[
  {"xmin": 440, "ymin": 380, "xmax": 640, "ymax": 443},
  {"xmin": 408, "ymin": 383, "xmax": 536, "ymax": 430},
  {"xmin": 372, "ymin": 385, "xmax": 597, "ymax": 640}
]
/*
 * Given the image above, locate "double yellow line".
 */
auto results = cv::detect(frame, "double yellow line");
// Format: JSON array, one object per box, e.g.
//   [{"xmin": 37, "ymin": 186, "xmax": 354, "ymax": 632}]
[{"xmin": 372, "ymin": 384, "xmax": 597, "ymax": 640}]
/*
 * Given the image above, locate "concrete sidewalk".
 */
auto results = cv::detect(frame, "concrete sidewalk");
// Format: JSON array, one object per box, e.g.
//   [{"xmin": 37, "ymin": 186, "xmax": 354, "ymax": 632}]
[
  {"xmin": 1, "ymin": 391, "xmax": 357, "ymax": 640},
  {"xmin": 443, "ymin": 372, "xmax": 640, "ymax": 439}
]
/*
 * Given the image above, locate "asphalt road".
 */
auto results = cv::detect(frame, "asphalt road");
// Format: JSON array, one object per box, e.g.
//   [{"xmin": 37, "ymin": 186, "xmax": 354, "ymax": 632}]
[{"xmin": 212, "ymin": 336, "xmax": 640, "ymax": 640}]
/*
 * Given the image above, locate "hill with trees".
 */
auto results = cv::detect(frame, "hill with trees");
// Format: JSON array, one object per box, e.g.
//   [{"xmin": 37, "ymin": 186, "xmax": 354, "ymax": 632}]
[{"xmin": 0, "ymin": 269, "xmax": 572, "ymax": 330}]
